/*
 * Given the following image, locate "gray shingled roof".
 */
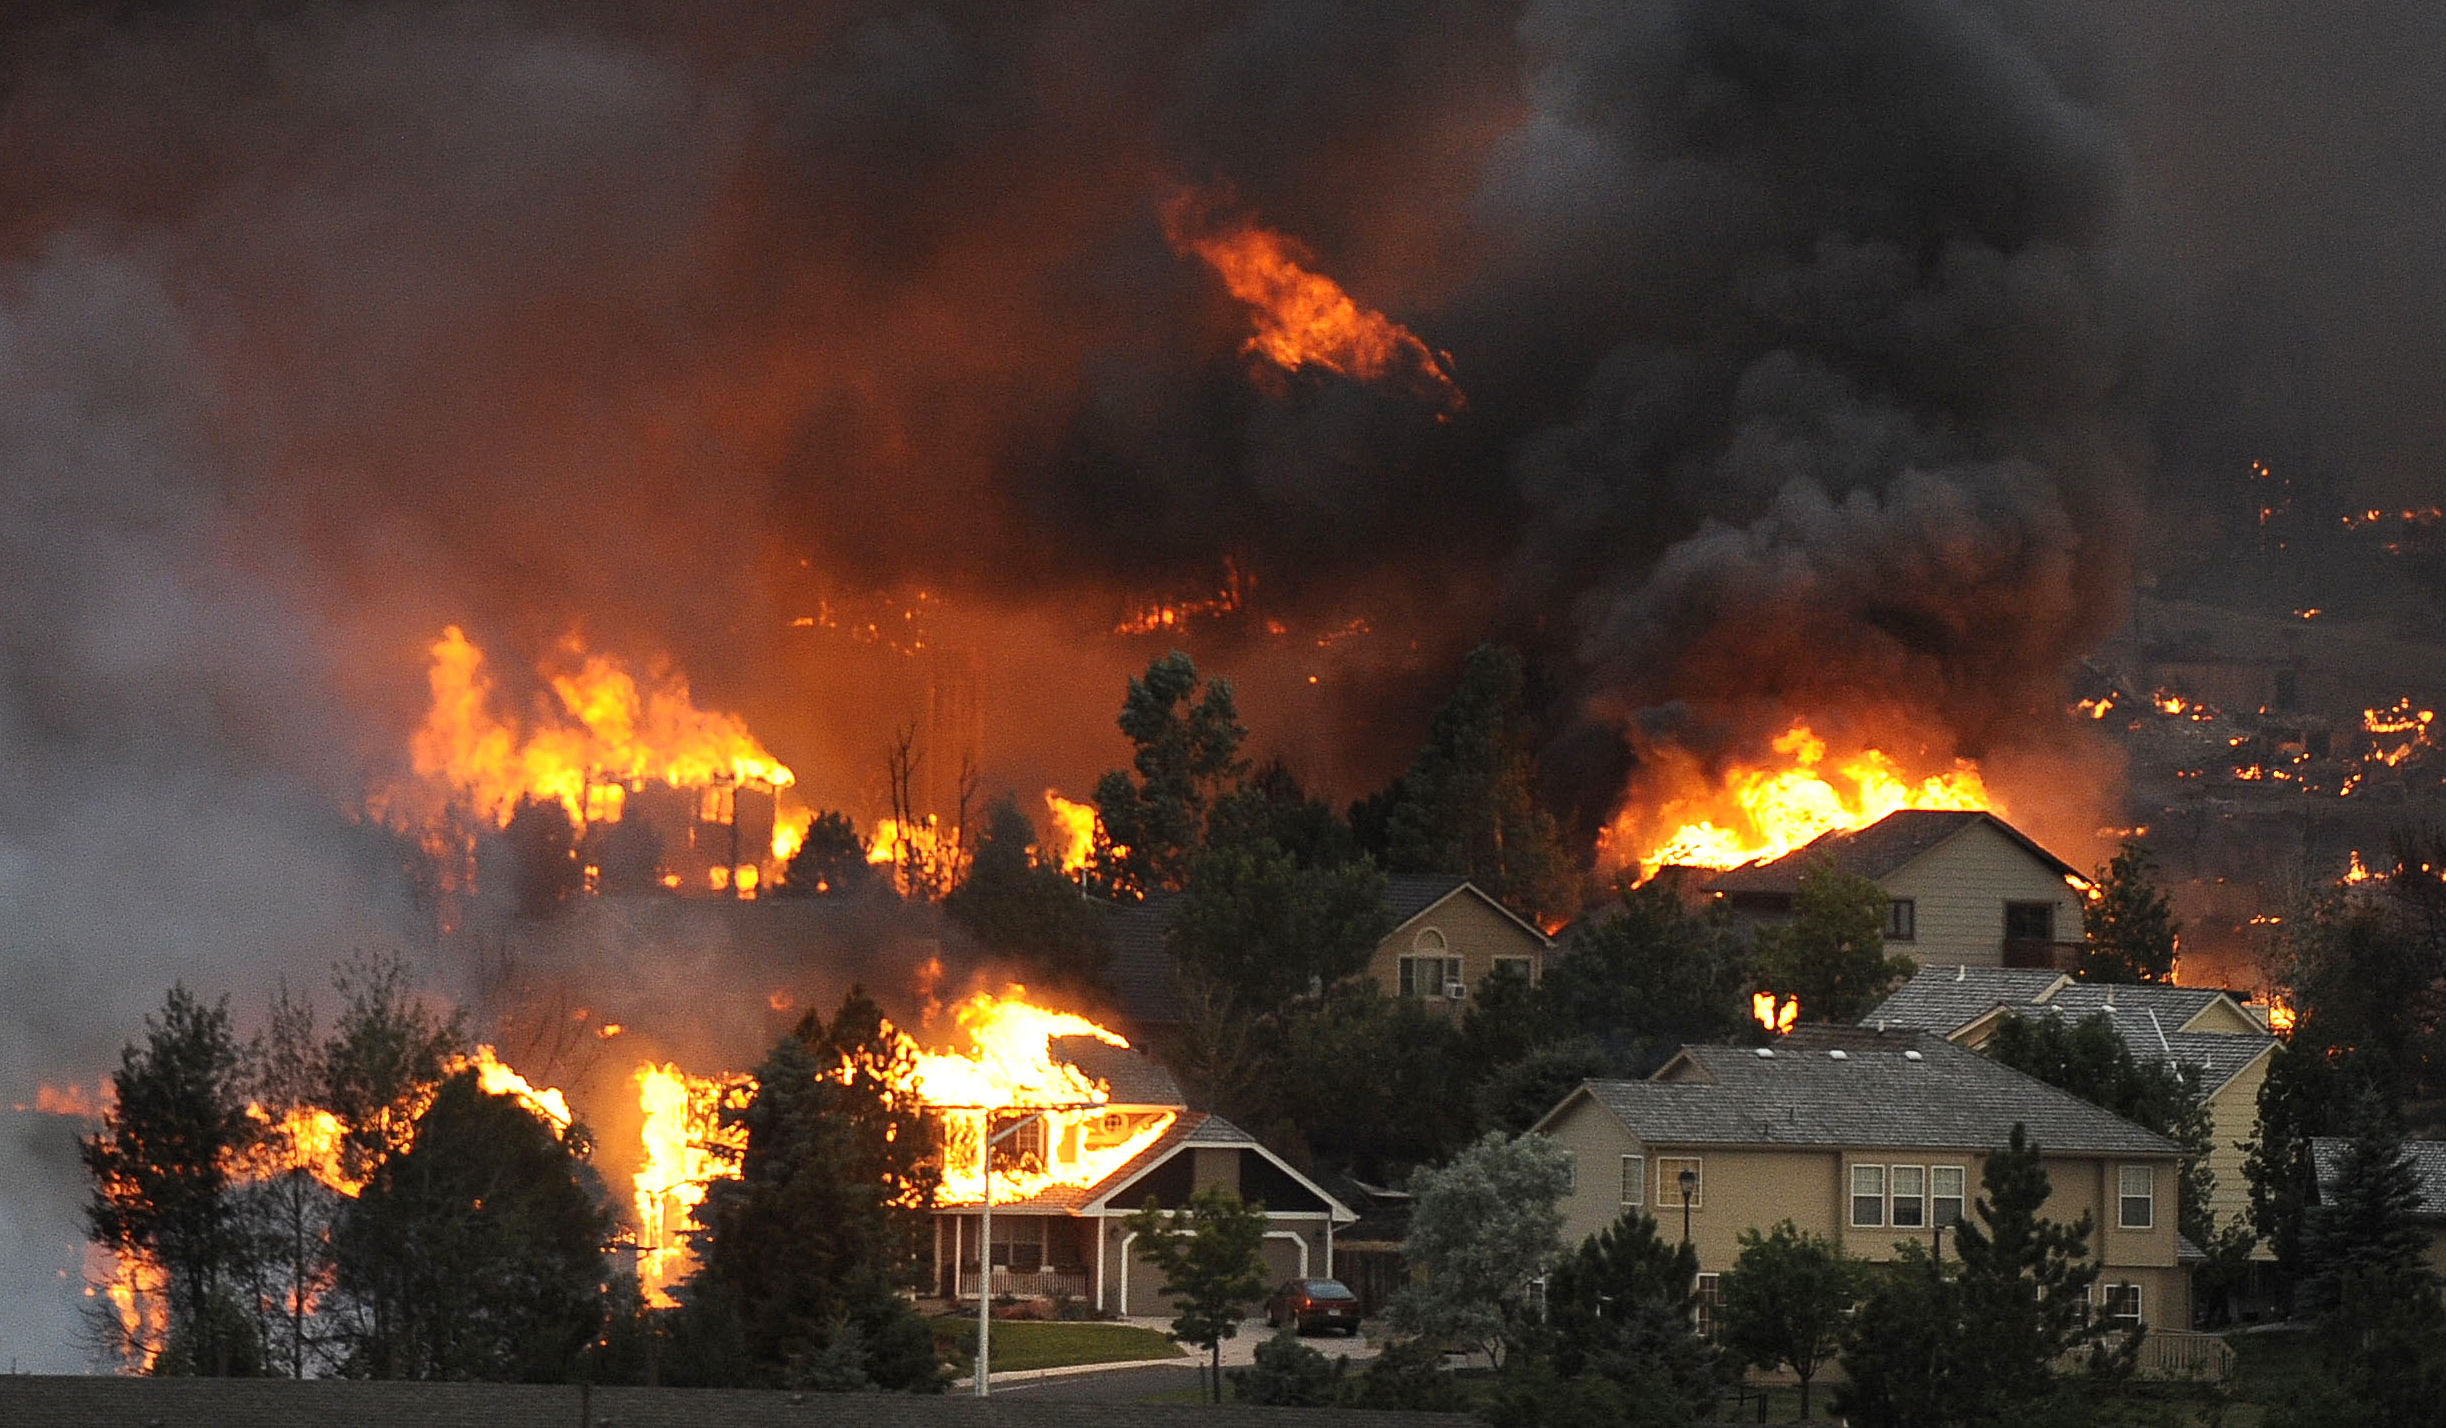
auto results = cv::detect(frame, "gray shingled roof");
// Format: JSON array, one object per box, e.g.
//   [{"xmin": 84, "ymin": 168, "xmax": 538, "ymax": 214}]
[
  {"xmin": 1703, "ymin": 810, "xmax": 2079, "ymax": 896},
  {"xmin": 1866, "ymin": 966, "xmax": 2070, "ymax": 1030},
  {"xmin": 2312, "ymin": 1137, "xmax": 2446, "ymax": 1219},
  {"xmin": 1095, "ymin": 892, "xmax": 1185, "ymax": 1026},
  {"xmin": 1864, "ymin": 966, "xmax": 2275, "ymax": 1092},
  {"xmin": 1386, "ymin": 874, "xmax": 1471, "ymax": 925},
  {"xmin": 1049, "ymin": 1035, "xmax": 1184, "ymax": 1107},
  {"xmin": 0, "ymin": 1379, "xmax": 1476, "ymax": 1428},
  {"xmin": 1571, "ymin": 1026, "xmax": 2178, "ymax": 1156}
]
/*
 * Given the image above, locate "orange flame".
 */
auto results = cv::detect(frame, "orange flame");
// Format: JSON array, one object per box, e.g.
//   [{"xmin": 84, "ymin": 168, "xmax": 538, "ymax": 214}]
[
  {"xmin": 389, "ymin": 627, "xmax": 800, "ymax": 858},
  {"xmin": 628, "ymin": 991, "xmax": 1175, "ymax": 1305},
  {"xmin": 1164, "ymin": 192, "xmax": 1464, "ymax": 415},
  {"xmin": 1751, "ymin": 992, "xmax": 1799, "ymax": 1034},
  {"xmin": 2264, "ymin": 995, "xmax": 2297, "ymax": 1036},
  {"xmin": 1044, "ymin": 791, "xmax": 1098, "ymax": 876},
  {"xmin": 1620, "ymin": 724, "xmax": 1998, "ymax": 879}
]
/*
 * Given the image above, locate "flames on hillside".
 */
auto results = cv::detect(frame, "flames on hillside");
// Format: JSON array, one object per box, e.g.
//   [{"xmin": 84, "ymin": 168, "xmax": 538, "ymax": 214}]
[{"xmin": 629, "ymin": 990, "xmax": 1170, "ymax": 1306}]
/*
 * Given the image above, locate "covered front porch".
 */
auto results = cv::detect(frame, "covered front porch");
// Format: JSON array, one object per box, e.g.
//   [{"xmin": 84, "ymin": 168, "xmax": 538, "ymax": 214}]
[{"xmin": 933, "ymin": 1212, "xmax": 1094, "ymax": 1303}]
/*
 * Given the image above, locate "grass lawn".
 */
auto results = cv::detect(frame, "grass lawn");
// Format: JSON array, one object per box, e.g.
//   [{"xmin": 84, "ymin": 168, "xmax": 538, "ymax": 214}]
[{"xmin": 932, "ymin": 1317, "xmax": 1186, "ymax": 1374}]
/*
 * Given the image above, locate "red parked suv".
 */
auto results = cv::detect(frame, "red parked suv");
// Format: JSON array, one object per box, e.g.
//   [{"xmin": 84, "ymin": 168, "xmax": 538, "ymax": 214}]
[{"xmin": 1264, "ymin": 1278, "xmax": 1362, "ymax": 1335}]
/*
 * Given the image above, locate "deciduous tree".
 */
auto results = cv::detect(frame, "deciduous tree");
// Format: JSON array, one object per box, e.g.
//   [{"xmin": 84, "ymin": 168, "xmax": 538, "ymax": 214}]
[
  {"xmin": 1123, "ymin": 1183, "xmax": 1271, "ymax": 1402},
  {"xmin": 1389, "ymin": 1132, "xmax": 1571, "ymax": 1364},
  {"xmin": 1749, "ymin": 862, "xmax": 1913, "ymax": 1024},
  {"xmin": 1169, "ymin": 836, "xmax": 1389, "ymax": 1013},
  {"xmin": 1719, "ymin": 1221, "xmax": 1860, "ymax": 1419}
]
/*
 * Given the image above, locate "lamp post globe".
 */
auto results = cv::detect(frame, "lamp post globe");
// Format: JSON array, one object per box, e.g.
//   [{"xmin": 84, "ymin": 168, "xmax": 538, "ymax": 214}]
[{"xmin": 1677, "ymin": 1166, "xmax": 1697, "ymax": 1247}]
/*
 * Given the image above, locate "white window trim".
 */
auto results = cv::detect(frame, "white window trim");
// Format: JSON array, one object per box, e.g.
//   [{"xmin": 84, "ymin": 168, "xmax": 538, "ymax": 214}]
[
  {"xmin": 1695, "ymin": 1272, "xmax": 1722, "ymax": 1339},
  {"xmin": 1890, "ymin": 1164, "xmax": 1927, "ymax": 1228},
  {"xmin": 2118, "ymin": 1164, "xmax": 2155, "ymax": 1230},
  {"xmin": 1931, "ymin": 1164, "xmax": 1967, "ymax": 1227},
  {"xmin": 1620, "ymin": 1154, "xmax": 1645, "ymax": 1206},
  {"xmin": 1851, "ymin": 1163, "xmax": 1887, "ymax": 1227},
  {"xmin": 1658, "ymin": 1156, "xmax": 1703, "ymax": 1209},
  {"xmin": 2099, "ymin": 1281, "xmax": 2143, "ymax": 1330}
]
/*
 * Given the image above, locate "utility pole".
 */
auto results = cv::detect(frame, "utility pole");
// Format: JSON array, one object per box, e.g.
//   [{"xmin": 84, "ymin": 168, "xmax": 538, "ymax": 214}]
[{"xmin": 976, "ymin": 1109, "xmax": 1046, "ymax": 1398}]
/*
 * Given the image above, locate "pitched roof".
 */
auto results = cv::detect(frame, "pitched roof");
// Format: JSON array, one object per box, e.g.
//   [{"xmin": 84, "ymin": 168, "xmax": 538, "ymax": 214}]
[
  {"xmin": 1865, "ymin": 966, "xmax": 2277, "ymax": 1093},
  {"xmin": 0, "ymin": 1378, "xmax": 1476, "ymax": 1428},
  {"xmin": 1075, "ymin": 1111, "xmax": 1355, "ymax": 1221},
  {"xmin": 1383, "ymin": 874, "xmax": 1553, "ymax": 945},
  {"xmin": 1048, "ymin": 1035, "xmax": 1183, "ymax": 1107},
  {"xmin": 1702, "ymin": 810, "xmax": 2079, "ymax": 896},
  {"xmin": 1095, "ymin": 891, "xmax": 1185, "ymax": 1026},
  {"xmin": 2311, "ymin": 1137, "xmax": 2446, "ymax": 1219},
  {"xmin": 1549, "ymin": 1026, "xmax": 2178, "ymax": 1156}
]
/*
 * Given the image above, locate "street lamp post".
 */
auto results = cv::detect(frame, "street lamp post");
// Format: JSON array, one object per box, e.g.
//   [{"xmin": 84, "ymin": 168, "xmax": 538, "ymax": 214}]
[
  {"xmin": 976, "ymin": 1109, "xmax": 1046, "ymax": 1399},
  {"xmin": 1678, "ymin": 1166, "xmax": 1697, "ymax": 1248}
]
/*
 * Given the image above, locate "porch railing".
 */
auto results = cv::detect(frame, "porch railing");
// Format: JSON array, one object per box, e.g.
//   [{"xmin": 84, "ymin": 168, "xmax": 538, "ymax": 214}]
[
  {"xmin": 2132, "ymin": 1330, "xmax": 2236, "ymax": 1382},
  {"xmin": 957, "ymin": 1268, "xmax": 1089, "ymax": 1300}
]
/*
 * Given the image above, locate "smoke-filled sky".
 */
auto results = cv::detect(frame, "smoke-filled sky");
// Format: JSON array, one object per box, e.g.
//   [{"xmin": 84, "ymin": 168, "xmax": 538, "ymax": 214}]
[{"xmin": 0, "ymin": 0, "xmax": 2441, "ymax": 1367}]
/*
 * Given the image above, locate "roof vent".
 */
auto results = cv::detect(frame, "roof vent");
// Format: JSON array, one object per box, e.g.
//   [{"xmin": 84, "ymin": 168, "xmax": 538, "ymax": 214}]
[
  {"xmin": 1956, "ymin": 964, "xmax": 1967, "ymax": 982},
  {"xmin": 1754, "ymin": 1046, "xmax": 1775, "ymax": 1059},
  {"xmin": 1902, "ymin": 1049, "xmax": 1924, "ymax": 1062},
  {"xmin": 1828, "ymin": 1049, "xmax": 1848, "ymax": 1060}
]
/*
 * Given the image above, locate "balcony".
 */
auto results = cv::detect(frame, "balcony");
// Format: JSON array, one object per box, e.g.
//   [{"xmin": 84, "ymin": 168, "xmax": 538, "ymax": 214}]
[{"xmin": 2001, "ymin": 938, "xmax": 2083, "ymax": 971}]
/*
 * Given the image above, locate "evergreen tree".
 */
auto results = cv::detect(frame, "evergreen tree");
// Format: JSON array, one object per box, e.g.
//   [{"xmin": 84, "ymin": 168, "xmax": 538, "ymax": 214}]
[
  {"xmin": 2297, "ymin": 1090, "xmax": 2436, "ymax": 1317},
  {"xmin": 943, "ymin": 795, "xmax": 1107, "ymax": 991},
  {"xmin": 2245, "ymin": 1038, "xmax": 2342, "ymax": 1289},
  {"xmin": 1232, "ymin": 1327, "xmax": 1344, "ymax": 1405},
  {"xmin": 777, "ymin": 811, "xmax": 872, "ymax": 897},
  {"xmin": 1123, "ymin": 1184, "xmax": 1271, "ymax": 1403},
  {"xmin": 2078, "ymin": 840, "xmax": 2181, "ymax": 982},
  {"xmin": 1949, "ymin": 1125, "xmax": 2119, "ymax": 1412},
  {"xmin": 1536, "ymin": 875, "xmax": 1748, "ymax": 1047},
  {"xmin": 81, "ymin": 985, "xmax": 260, "ymax": 1375},
  {"xmin": 678, "ymin": 992, "xmax": 942, "ymax": 1391},
  {"xmin": 1206, "ymin": 758, "xmax": 1356, "ymax": 871},
  {"xmin": 1241, "ymin": 981, "xmax": 1468, "ymax": 1181},
  {"xmin": 1089, "ymin": 651, "xmax": 1247, "ymax": 895},
  {"xmin": 1749, "ymin": 861, "xmax": 1914, "ymax": 1023},
  {"xmin": 1169, "ymin": 836, "xmax": 1389, "ymax": 1013},
  {"xmin": 1835, "ymin": 1243, "xmax": 1964, "ymax": 1428},
  {"xmin": 327, "ymin": 1072, "xmax": 611, "ymax": 1381},
  {"xmin": 1540, "ymin": 1209, "xmax": 1715, "ymax": 1419},
  {"xmin": 1378, "ymin": 645, "xmax": 1578, "ymax": 926},
  {"xmin": 1719, "ymin": 1220, "xmax": 1861, "ymax": 1419},
  {"xmin": 317, "ymin": 952, "xmax": 466, "ymax": 1190}
]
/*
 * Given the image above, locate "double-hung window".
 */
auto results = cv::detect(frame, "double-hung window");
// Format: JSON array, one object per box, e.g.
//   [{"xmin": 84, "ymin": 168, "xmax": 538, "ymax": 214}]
[
  {"xmin": 1931, "ymin": 1165, "xmax": 1966, "ymax": 1227},
  {"xmin": 1658, "ymin": 1157, "xmax": 1703, "ymax": 1209},
  {"xmin": 1890, "ymin": 1165, "xmax": 1927, "ymax": 1227},
  {"xmin": 1695, "ymin": 1273, "xmax": 1722, "ymax": 1340},
  {"xmin": 1398, "ymin": 956, "xmax": 1457, "ymax": 998},
  {"xmin": 2099, "ymin": 1283, "xmax": 2142, "ymax": 1331},
  {"xmin": 1851, "ymin": 1164, "xmax": 1887, "ymax": 1226},
  {"xmin": 2118, "ymin": 1165, "xmax": 2155, "ymax": 1229},
  {"xmin": 1620, "ymin": 1155, "xmax": 1645, "ymax": 1207},
  {"xmin": 1886, "ymin": 899, "xmax": 1916, "ymax": 941}
]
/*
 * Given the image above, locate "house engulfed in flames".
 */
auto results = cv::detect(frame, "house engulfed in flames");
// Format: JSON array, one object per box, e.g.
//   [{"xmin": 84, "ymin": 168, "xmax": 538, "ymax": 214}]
[{"xmin": 628, "ymin": 992, "xmax": 1353, "ymax": 1314}]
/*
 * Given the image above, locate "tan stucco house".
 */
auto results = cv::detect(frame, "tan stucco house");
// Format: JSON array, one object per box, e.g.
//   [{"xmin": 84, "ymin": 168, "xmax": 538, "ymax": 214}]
[
  {"xmin": 1365, "ymin": 875, "xmax": 1553, "ymax": 1014},
  {"xmin": 927, "ymin": 1040, "xmax": 1355, "ymax": 1313},
  {"xmin": 1703, "ymin": 811, "xmax": 2089, "ymax": 970},
  {"xmin": 1532, "ymin": 1025, "xmax": 2191, "ymax": 1333},
  {"xmin": 1867, "ymin": 965, "xmax": 2278, "ymax": 1246}
]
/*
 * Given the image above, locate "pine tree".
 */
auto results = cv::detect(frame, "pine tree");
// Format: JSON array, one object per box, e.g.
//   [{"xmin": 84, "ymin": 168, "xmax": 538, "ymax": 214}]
[
  {"xmin": 1540, "ymin": 1209, "xmax": 1715, "ymax": 1420},
  {"xmin": 2297, "ymin": 1090, "xmax": 2436, "ymax": 1317},
  {"xmin": 81, "ymin": 985, "xmax": 260, "ymax": 1375},
  {"xmin": 1949, "ymin": 1125, "xmax": 2117, "ymax": 1412},
  {"xmin": 943, "ymin": 795, "xmax": 1107, "ymax": 991},
  {"xmin": 1379, "ymin": 645, "xmax": 1578, "ymax": 926},
  {"xmin": 2078, "ymin": 840, "xmax": 2181, "ymax": 983},
  {"xmin": 777, "ymin": 811, "xmax": 872, "ymax": 897},
  {"xmin": 1089, "ymin": 651, "xmax": 1247, "ymax": 896}
]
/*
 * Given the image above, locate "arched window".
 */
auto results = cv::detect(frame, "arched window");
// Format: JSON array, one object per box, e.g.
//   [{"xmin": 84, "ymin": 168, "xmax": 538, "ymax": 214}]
[
  {"xmin": 1413, "ymin": 928, "xmax": 1447, "ymax": 954},
  {"xmin": 1400, "ymin": 928, "xmax": 1455, "ymax": 998}
]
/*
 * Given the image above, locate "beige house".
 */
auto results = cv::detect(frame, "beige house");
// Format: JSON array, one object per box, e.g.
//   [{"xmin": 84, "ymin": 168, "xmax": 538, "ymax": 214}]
[
  {"xmin": 926, "ymin": 1040, "xmax": 1355, "ymax": 1313},
  {"xmin": 2311, "ymin": 1138, "xmax": 2446, "ymax": 1279},
  {"xmin": 1867, "ymin": 966, "xmax": 2278, "ymax": 1246},
  {"xmin": 1366, "ymin": 875, "xmax": 1553, "ymax": 1014},
  {"xmin": 1703, "ymin": 811, "xmax": 2088, "ymax": 970},
  {"xmin": 1532, "ymin": 1025, "xmax": 2190, "ymax": 1332}
]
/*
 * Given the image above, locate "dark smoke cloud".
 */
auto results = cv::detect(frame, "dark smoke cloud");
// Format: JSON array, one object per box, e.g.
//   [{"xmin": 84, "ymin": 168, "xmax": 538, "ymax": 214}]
[{"xmin": 0, "ymin": 0, "xmax": 2434, "ymax": 1365}]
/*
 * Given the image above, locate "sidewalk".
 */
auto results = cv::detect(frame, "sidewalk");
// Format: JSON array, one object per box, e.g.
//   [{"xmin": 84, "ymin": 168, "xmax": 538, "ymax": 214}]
[{"xmin": 951, "ymin": 1317, "xmax": 1379, "ymax": 1392}]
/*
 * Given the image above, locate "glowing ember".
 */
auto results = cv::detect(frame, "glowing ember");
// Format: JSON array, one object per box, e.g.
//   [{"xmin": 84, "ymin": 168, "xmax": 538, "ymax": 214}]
[
  {"xmin": 1163, "ymin": 192, "xmax": 1464, "ymax": 415},
  {"xmin": 1044, "ymin": 791, "xmax": 1098, "ymax": 876},
  {"xmin": 1622, "ymin": 725, "xmax": 1998, "ymax": 879},
  {"xmin": 2344, "ymin": 849, "xmax": 2377, "ymax": 884},
  {"xmin": 388, "ymin": 626, "xmax": 800, "ymax": 857},
  {"xmin": 1751, "ymin": 992, "xmax": 1799, "ymax": 1035}
]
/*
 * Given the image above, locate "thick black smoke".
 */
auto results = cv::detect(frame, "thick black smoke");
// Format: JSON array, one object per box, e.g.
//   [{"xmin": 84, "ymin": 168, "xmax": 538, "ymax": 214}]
[{"xmin": 0, "ymin": 0, "xmax": 2436, "ymax": 1367}]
